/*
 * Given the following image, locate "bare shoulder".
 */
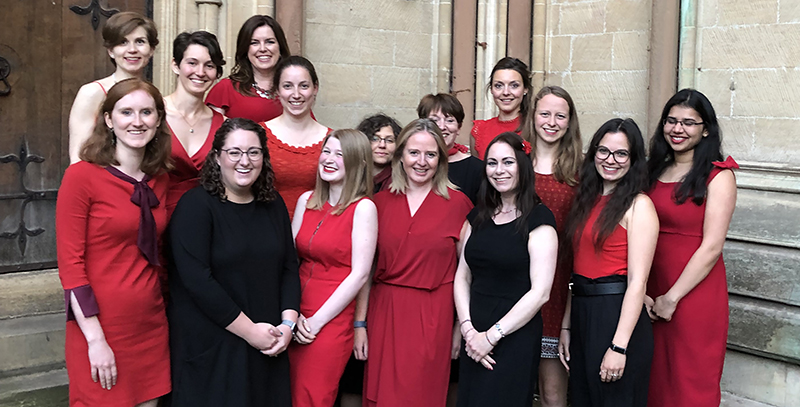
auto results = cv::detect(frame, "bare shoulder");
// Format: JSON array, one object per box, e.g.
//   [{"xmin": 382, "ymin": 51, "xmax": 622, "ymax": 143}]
[{"xmin": 354, "ymin": 198, "xmax": 378, "ymax": 219}]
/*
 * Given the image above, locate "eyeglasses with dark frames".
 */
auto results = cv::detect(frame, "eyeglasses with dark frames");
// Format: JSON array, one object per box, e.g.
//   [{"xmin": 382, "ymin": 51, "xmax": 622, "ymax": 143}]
[
  {"xmin": 663, "ymin": 117, "xmax": 704, "ymax": 128},
  {"xmin": 370, "ymin": 135, "xmax": 395, "ymax": 144},
  {"xmin": 595, "ymin": 146, "xmax": 630, "ymax": 164},
  {"xmin": 220, "ymin": 148, "xmax": 264, "ymax": 162}
]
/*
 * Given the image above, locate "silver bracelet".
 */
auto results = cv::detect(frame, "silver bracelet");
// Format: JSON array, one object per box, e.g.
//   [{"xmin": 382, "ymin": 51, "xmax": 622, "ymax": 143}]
[{"xmin": 494, "ymin": 323, "xmax": 506, "ymax": 338}]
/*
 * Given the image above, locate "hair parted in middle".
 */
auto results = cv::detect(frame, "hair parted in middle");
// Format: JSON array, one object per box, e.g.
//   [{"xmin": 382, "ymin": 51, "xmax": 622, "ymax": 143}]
[
  {"xmin": 272, "ymin": 55, "xmax": 319, "ymax": 92},
  {"xmin": 521, "ymin": 85, "xmax": 583, "ymax": 186},
  {"xmin": 229, "ymin": 15, "xmax": 291, "ymax": 97},
  {"xmin": 172, "ymin": 31, "xmax": 226, "ymax": 78},
  {"xmin": 389, "ymin": 118, "xmax": 457, "ymax": 198},
  {"xmin": 416, "ymin": 93, "xmax": 465, "ymax": 126},
  {"xmin": 487, "ymin": 57, "xmax": 532, "ymax": 132},
  {"xmin": 199, "ymin": 118, "xmax": 278, "ymax": 203},
  {"xmin": 306, "ymin": 129, "xmax": 374, "ymax": 215}
]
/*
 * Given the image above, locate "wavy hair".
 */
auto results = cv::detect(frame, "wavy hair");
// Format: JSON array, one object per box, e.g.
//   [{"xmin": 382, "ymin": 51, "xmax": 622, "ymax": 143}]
[
  {"xmin": 472, "ymin": 132, "xmax": 541, "ymax": 234},
  {"xmin": 199, "ymin": 118, "xmax": 278, "ymax": 203},
  {"xmin": 389, "ymin": 118, "xmax": 456, "ymax": 198},
  {"xmin": 229, "ymin": 15, "xmax": 291, "ymax": 97},
  {"xmin": 565, "ymin": 118, "xmax": 648, "ymax": 252},
  {"xmin": 172, "ymin": 31, "xmax": 225, "ymax": 78},
  {"xmin": 307, "ymin": 129, "xmax": 373, "ymax": 215},
  {"xmin": 80, "ymin": 78, "xmax": 172, "ymax": 175},
  {"xmin": 647, "ymin": 88, "xmax": 724, "ymax": 204},
  {"xmin": 102, "ymin": 12, "xmax": 158, "ymax": 66},
  {"xmin": 487, "ymin": 57, "xmax": 532, "ymax": 132},
  {"xmin": 521, "ymin": 85, "xmax": 583, "ymax": 186},
  {"xmin": 356, "ymin": 113, "xmax": 402, "ymax": 141}
]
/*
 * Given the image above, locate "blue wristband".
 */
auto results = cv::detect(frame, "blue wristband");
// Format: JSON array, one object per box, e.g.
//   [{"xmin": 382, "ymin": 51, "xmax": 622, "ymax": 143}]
[{"xmin": 354, "ymin": 320, "xmax": 367, "ymax": 329}]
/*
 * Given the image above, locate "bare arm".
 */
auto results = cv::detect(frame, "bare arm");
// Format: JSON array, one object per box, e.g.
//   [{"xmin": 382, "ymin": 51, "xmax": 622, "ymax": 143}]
[
  {"xmin": 68, "ymin": 83, "xmax": 106, "ymax": 163},
  {"xmin": 69, "ymin": 293, "xmax": 117, "ymax": 390},
  {"xmin": 292, "ymin": 191, "xmax": 312, "ymax": 239},
  {"xmin": 653, "ymin": 170, "xmax": 737, "ymax": 320},
  {"xmin": 558, "ymin": 293, "xmax": 572, "ymax": 370},
  {"xmin": 600, "ymin": 194, "xmax": 659, "ymax": 382}
]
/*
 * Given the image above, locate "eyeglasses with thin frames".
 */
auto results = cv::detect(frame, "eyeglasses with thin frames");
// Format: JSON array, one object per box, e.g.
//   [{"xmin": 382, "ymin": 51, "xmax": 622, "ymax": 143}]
[
  {"xmin": 663, "ymin": 117, "xmax": 704, "ymax": 128},
  {"xmin": 220, "ymin": 148, "xmax": 264, "ymax": 162},
  {"xmin": 595, "ymin": 146, "xmax": 630, "ymax": 164},
  {"xmin": 370, "ymin": 136, "xmax": 395, "ymax": 145}
]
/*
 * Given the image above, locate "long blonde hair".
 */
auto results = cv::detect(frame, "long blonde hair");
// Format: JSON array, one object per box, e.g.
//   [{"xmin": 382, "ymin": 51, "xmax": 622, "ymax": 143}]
[
  {"xmin": 307, "ymin": 129, "xmax": 373, "ymax": 215},
  {"xmin": 389, "ymin": 118, "xmax": 456, "ymax": 198}
]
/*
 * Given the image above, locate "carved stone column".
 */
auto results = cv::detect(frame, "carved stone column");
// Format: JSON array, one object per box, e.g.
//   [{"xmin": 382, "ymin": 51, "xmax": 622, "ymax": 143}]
[{"xmin": 196, "ymin": 0, "xmax": 223, "ymax": 34}]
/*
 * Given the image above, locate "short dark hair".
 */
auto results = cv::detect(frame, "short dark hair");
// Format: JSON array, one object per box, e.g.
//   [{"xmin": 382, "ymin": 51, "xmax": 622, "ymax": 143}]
[
  {"xmin": 200, "ymin": 118, "xmax": 278, "ymax": 203},
  {"xmin": 172, "ymin": 31, "xmax": 225, "ymax": 79},
  {"xmin": 416, "ymin": 93, "xmax": 465, "ymax": 126},
  {"xmin": 273, "ymin": 55, "xmax": 319, "ymax": 91},
  {"xmin": 102, "ymin": 12, "xmax": 158, "ymax": 66},
  {"xmin": 356, "ymin": 113, "xmax": 402, "ymax": 140},
  {"xmin": 229, "ymin": 15, "xmax": 291, "ymax": 96}
]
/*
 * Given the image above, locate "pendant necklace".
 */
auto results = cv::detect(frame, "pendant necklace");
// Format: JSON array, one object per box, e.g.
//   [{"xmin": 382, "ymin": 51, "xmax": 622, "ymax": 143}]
[{"xmin": 170, "ymin": 97, "xmax": 201, "ymax": 133}]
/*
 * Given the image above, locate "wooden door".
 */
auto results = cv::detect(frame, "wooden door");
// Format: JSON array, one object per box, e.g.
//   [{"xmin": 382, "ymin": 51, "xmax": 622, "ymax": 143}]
[{"xmin": 0, "ymin": 0, "xmax": 150, "ymax": 274}]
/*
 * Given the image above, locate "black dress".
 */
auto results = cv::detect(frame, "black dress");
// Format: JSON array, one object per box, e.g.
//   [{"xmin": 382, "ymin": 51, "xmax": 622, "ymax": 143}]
[
  {"xmin": 457, "ymin": 204, "xmax": 556, "ymax": 407},
  {"xmin": 449, "ymin": 156, "xmax": 483, "ymax": 205},
  {"xmin": 167, "ymin": 187, "xmax": 300, "ymax": 407}
]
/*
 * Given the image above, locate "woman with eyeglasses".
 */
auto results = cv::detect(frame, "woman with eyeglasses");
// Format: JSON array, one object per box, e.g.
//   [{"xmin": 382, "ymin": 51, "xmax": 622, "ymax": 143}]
[
  {"xmin": 645, "ymin": 89, "xmax": 738, "ymax": 407},
  {"xmin": 358, "ymin": 114, "xmax": 403, "ymax": 194},
  {"xmin": 167, "ymin": 118, "xmax": 300, "ymax": 407},
  {"xmin": 561, "ymin": 118, "xmax": 658, "ymax": 406}
]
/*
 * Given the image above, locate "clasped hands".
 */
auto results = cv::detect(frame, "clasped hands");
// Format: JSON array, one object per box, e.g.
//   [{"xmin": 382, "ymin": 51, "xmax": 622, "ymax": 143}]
[
  {"xmin": 294, "ymin": 314, "xmax": 322, "ymax": 345},
  {"xmin": 461, "ymin": 322, "xmax": 496, "ymax": 371},
  {"xmin": 645, "ymin": 294, "xmax": 678, "ymax": 321},
  {"xmin": 247, "ymin": 322, "xmax": 292, "ymax": 356}
]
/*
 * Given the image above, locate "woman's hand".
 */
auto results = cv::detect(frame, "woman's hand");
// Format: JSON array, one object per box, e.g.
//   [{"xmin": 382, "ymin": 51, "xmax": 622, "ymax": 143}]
[
  {"xmin": 599, "ymin": 348, "xmax": 626, "ymax": 383},
  {"xmin": 262, "ymin": 324, "xmax": 293, "ymax": 356},
  {"xmin": 653, "ymin": 294, "xmax": 678, "ymax": 321},
  {"xmin": 247, "ymin": 322, "xmax": 281, "ymax": 351},
  {"xmin": 87, "ymin": 338, "xmax": 117, "ymax": 390},
  {"xmin": 294, "ymin": 314, "xmax": 319, "ymax": 344},
  {"xmin": 558, "ymin": 329, "xmax": 571, "ymax": 372},
  {"xmin": 451, "ymin": 323, "xmax": 462, "ymax": 360},
  {"xmin": 464, "ymin": 331, "xmax": 496, "ymax": 370},
  {"xmin": 644, "ymin": 295, "xmax": 659, "ymax": 321},
  {"xmin": 354, "ymin": 327, "xmax": 368, "ymax": 360}
]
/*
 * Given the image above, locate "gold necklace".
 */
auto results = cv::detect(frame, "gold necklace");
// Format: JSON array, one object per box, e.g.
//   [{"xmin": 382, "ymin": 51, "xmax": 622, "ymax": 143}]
[{"xmin": 170, "ymin": 97, "xmax": 201, "ymax": 133}]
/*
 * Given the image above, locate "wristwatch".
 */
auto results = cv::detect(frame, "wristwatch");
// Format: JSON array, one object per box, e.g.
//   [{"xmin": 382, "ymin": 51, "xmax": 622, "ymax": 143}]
[
  {"xmin": 609, "ymin": 342, "xmax": 627, "ymax": 355},
  {"xmin": 281, "ymin": 319, "xmax": 297, "ymax": 333}
]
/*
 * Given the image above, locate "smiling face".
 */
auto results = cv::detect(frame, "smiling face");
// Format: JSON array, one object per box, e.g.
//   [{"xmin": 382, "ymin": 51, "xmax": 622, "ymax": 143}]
[
  {"xmin": 533, "ymin": 94, "xmax": 570, "ymax": 146},
  {"xmin": 104, "ymin": 89, "xmax": 159, "ymax": 152},
  {"xmin": 248, "ymin": 25, "xmax": 280, "ymax": 73},
  {"xmin": 490, "ymin": 69, "xmax": 525, "ymax": 116},
  {"xmin": 485, "ymin": 142, "xmax": 519, "ymax": 195},
  {"xmin": 401, "ymin": 131, "xmax": 440, "ymax": 187},
  {"xmin": 319, "ymin": 136, "xmax": 346, "ymax": 185},
  {"xmin": 217, "ymin": 129, "xmax": 264, "ymax": 202},
  {"xmin": 277, "ymin": 65, "xmax": 317, "ymax": 117},
  {"xmin": 371, "ymin": 126, "xmax": 396, "ymax": 167},
  {"xmin": 594, "ymin": 131, "xmax": 631, "ymax": 192},
  {"xmin": 663, "ymin": 105, "xmax": 706, "ymax": 156},
  {"xmin": 108, "ymin": 26, "xmax": 155, "ymax": 74},
  {"xmin": 173, "ymin": 44, "xmax": 218, "ymax": 96},
  {"xmin": 426, "ymin": 109, "xmax": 460, "ymax": 149}
]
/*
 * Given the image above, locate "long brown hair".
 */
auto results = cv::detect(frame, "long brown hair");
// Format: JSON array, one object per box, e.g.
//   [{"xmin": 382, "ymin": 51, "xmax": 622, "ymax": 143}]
[
  {"xmin": 307, "ymin": 129, "xmax": 373, "ymax": 215},
  {"xmin": 389, "ymin": 119, "xmax": 456, "ymax": 198},
  {"xmin": 229, "ymin": 15, "xmax": 290, "ymax": 97},
  {"xmin": 80, "ymin": 78, "xmax": 172, "ymax": 175},
  {"xmin": 521, "ymin": 86, "xmax": 582, "ymax": 186}
]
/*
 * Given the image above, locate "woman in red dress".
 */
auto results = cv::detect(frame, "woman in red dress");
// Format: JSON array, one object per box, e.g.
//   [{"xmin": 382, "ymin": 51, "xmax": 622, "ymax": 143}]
[
  {"xmin": 362, "ymin": 118, "xmax": 473, "ymax": 407},
  {"xmin": 68, "ymin": 12, "xmax": 158, "ymax": 163},
  {"xmin": 561, "ymin": 118, "xmax": 658, "ymax": 406},
  {"xmin": 57, "ymin": 78, "xmax": 173, "ymax": 407},
  {"xmin": 262, "ymin": 56, "xmax": 330, "ymax": 217},
  {"xmin": 520, "ymin": 86, "xmax": 582, "ymax": 407},
  {"xmin": 471, "ymin": 57, "xmax": 531, "ymax": 160},
  {"xmin": 164, "ymin": 31, "xmax": 226, "ymax": 217},
  {"xmin": 289, "ymin": 129, "xmax": 378, "ymax": 407},
  {"xmin": 205, "ymin": 15, "xmax": 290, "ymax": 123},
  {"xmin": 645, "ymin": 89, "xmax": 738, "ymax": 407}
]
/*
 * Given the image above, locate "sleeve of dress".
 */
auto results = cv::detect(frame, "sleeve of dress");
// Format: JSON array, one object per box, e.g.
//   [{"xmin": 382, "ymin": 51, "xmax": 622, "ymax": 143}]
[
  {"xmin": 169, "ymin": 190, "xmax": 243, "ymax": 327},
  {"xmin": 204, "ymin": 78, "xmax": 231, "ymax": 111},
  {"xmin": 56, "ymin": 163, "xmax": 100, "ymax": 321},
  {"xmin": 529, "ymin": 203, "xmax": 557, "ymax": 231},
  {"xmin": 273, "ymin": 195, "xmax": 301, "ymax": 312}
]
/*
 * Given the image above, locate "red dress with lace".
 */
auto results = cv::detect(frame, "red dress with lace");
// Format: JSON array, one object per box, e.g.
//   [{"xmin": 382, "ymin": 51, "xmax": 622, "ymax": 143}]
[
  {"xmin": 470, "ymin": 116, "xmax": 521, "ymax": 160},
  {"xmin": 646, "ymin": 157, "xmax": 738, "ymax": 407},
  {"xmin": 205, "ymin": 78, "xmax": 283, "ymax": 123}
]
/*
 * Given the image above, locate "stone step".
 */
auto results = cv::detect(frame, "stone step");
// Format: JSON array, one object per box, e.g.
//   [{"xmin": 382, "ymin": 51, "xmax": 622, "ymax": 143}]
[
  {"xmin": 0, "ymin": 368, "xmax": 68, "ymax": 407},
  {"xmin": 0, "ymin": 269, "xmax": 63, "ymax": 320},
  {"xmin": 0, "ymin": 313, "xmax": 64, "ymax": 376}
]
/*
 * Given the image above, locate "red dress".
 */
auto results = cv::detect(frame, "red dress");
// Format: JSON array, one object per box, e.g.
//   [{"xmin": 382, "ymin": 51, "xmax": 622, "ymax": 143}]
[
  {"xmin": 646, "ymin": 158, "xmax": 738, "ymax": 407},
  {"xmin": 289, "ymin": 199, "xmax": 368, "ymax": 407},
  {"xmin": 364, "ymin": 189, "xmax": 473, "ymax": 407},
  {"xmin": 57, "ymin": 162, "xmax": 170, "ymax": 406},
  {"xmin": 471, "ymin": 116, "xmax": 521, "ymax": 160},
  {"xmin": 205, "ymin": 78, "xmax": 283, "ymax": 123},
  {"xmin": 166, "ymin": 111, "xmax": 224, "ymax": 217},
  {"xmin": 263, "ymin": 125, "xmax": 329, "ymax": 218},
  {"xmin": 535, "ymin": 173, "xmax": 578, "ymax": 348}
]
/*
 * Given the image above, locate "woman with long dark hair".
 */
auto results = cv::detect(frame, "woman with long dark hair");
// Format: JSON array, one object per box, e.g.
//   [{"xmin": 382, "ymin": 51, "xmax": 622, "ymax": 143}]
[
  {"xmin": 454, "ymin": 132, "xmax": 557, "ymax": 406},
  {"xmin": 167, "ymin": 118, "xmax": 300, "ymax": 407},
  {"xmin": 470, "ymin": 57, "xmax": 531, "ymax": 159},
  {"xmin": 205, "ymin": 15, "xmax": 290, "ymax": 122},
  {"xmin": 58, "ymin": 78, "xmax": 172, "ymax": 406},
  {"xmin": 645, "ymin": 89, "xmax": 738, "ymax": 407},
  {"xmin": 560, "ymin": 118, "xmax": 658, "ymax": 406}
]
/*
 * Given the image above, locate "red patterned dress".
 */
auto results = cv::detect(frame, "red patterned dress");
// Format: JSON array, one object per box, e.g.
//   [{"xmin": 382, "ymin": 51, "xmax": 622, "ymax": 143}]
[{"xmin": 471, "ymin": 116, "xmax": 521, "ymax": 160}]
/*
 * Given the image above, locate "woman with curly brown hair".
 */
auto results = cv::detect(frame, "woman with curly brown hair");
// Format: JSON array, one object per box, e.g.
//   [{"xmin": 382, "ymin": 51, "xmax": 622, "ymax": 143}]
[{"xmin": 167, "ymin": 118, "xmax": 300, "ymax": 407}]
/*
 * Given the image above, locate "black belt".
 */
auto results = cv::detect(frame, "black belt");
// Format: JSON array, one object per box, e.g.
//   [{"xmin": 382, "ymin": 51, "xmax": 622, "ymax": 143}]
[{"xmin": 571, "ymin": 281, "xmax": 627, "ymax": 296}]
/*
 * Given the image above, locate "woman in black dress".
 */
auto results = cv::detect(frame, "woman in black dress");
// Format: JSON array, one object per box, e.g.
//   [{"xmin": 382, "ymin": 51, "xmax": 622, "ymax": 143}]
[
  {"xmin": 167, "ymin": 118, "xmax": 300, "ymax": 407},
  {"xmin": 454, "ymin": 132, "xmax": 557, "ymax": 406}
]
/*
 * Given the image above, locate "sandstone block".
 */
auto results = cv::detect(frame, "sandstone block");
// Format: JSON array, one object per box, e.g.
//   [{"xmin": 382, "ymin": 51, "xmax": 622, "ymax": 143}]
[
  {"xmin": 606, "ymin": 0, "xmax": 651, "ymax": 32},
  {"xmin": 548, "ymin": 35, "xmax": 572, "ymax": 72},
  {"xmin": 396, "ymin": 31, "xmax": 434, "ymax": 68},
  {"xmin": 729, "ymin": 188, "xmax": 800, "ymax": 247},
  {"xmin": 370, "ymin": 67, "xmax": 422, "ymax": 108},
  {"xmin": 780, "ymin": 0, "xmax": 800, "ymax": 23},
  {"xmin": 717, "ymin": 117, "xmax": 755, "ymax": 160},
  {"xmin": 305, "ymin": 24, "xmax": 395, "ymax": 67},
  {"xmin": 733, "ymin": 69, "xmax": 800, "ymax": 117},
  {"xmin": 717, "ymin": 0, "xmax": 778, "ymax": 26},
  {"xmin": 696, "ymin": 69, "xmax": 734, "ymax": 116},
  {"xmin": 725, "ymin": 240, "xmax": 800, "ymax": 306},
  {"xmin": 558, "ymin": 2, "xmax": 605, "ymax": 35},
  {"xmin": 752, "ymin": 119, "xmax": 800, "ymax": 165},
  {"xmin": 698, "ymin": 0, "xmax": 719, "ymax": 27},
  {"xmin": 561, "ymin": 70, "xmax": 649, "ymax": 116},
  {"xmin": 612, "ymin": 31, "xmax": 649, "ymax": 70},
  {"xmin": 700, "ymin": 25, "xmax": 800, "ymax": 69},
  {"xmin": 572, "ymin": 34, "xmax": 613, "ymax": 71},
  {"xmin": 307, "ymin": 0, "xmax": 434, "ymax": 33},
  {"xmin": 315, "ymin": 63, "xmax": 372, "ymax": 107}
]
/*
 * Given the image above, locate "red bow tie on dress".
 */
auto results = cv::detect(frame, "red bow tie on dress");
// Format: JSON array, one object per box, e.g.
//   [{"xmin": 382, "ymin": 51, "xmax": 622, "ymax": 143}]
[{"xmin": 105, "ymin": 166, "xmax": 161, "ymax": 266}]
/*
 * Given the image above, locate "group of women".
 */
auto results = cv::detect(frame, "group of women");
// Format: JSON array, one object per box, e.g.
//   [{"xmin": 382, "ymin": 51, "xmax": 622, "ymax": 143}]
[{"xmin": 55, "ymin": 10, "xmax": 738, "ymax": 407}]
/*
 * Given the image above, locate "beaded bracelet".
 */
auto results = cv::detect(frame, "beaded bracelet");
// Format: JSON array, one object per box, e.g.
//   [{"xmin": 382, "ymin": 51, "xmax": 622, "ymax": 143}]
[{"xmin": 494, "ymin": 323, "xmax": 506, "ymax": 338}]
